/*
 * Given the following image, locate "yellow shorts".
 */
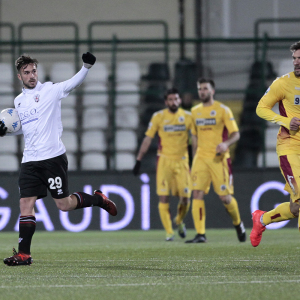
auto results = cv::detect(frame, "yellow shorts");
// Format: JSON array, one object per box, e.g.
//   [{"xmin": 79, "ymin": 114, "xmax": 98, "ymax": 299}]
[
  {"xmin": 191, "ymin": 154, "xmax": 234, "ymax": 195},
  {"xmin": 156, "ymin": 155, "xmax": 191, "ymax": 197},
  {"xmin": 279, "ymin": 154, "xmax": 300, "ymax": 202}
]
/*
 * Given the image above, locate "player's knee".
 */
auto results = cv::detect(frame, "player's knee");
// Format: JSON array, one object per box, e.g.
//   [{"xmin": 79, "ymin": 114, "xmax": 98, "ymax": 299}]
[
  {"xmin": 55, "ymin": 199, "xmax": 71, "ymax": 211},
  {"xmin": 219, "ymin": 195, "xmax": 231, "ymax": 204},
  {"xmin": 290, "ymin": 201, "xmax": 300, "ymax": 216}
]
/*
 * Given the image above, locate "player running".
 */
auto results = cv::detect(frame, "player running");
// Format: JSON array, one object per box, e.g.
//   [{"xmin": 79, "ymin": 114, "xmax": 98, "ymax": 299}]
[
  {"xmin": 250, "ymin": 41, "xmax": 300, "ymax": 247},
  {"xmin": 133, "ymin": 88, "xmax": 192, "ymax": 241},
  {"xmin": 0, "ymin": 53, "xmax": 117, "ymax": 266},
  {"xmin": 186, "ymin": 78, "xmax": 246, "ymax": 243}
]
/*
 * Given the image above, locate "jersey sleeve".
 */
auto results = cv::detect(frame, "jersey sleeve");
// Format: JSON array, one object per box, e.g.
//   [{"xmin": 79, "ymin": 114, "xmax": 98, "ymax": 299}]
[
  {"xmin": 145, "ymin": 112, "xmax": 160, "ymax": 138},
  {"xmin": 223, "ymin": 105, "xmax": 239, "ymax": 135},
  {"xmin": 256, "ymin": 78, "xmax": 291, "ymax": 129},
  {"xmin": 55, "ymin": 66, "xmax": 89, "ymax": 99},
  {"xmin": 190, "ymin": 109, "xmax": 197, "ymax": 135}
]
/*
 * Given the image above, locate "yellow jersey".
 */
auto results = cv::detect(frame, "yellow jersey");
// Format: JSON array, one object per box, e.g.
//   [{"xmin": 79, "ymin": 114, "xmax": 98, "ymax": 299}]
[
  {"xmin": 191, "ymin": 100, "xmax": 239, "ymax": 158},
  {"xmin": 145, "ymin": 108, "xmax": 193, "ymax": 160},
  {"xmin": 257, "ymin": 72, "xmax": 300, "ymax": 155}
]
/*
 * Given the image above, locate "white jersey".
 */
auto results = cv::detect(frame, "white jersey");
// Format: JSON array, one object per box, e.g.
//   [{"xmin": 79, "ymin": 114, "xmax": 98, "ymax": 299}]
[{"xmin": 14, "ymin": 66, "xmax": 89, "ymax": 163}]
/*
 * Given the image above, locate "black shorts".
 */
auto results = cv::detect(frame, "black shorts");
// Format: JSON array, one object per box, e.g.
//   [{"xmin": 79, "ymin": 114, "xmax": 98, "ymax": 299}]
[{"xmin": 19, "ymin": 153, "xmax": 70, "ymax": 199}]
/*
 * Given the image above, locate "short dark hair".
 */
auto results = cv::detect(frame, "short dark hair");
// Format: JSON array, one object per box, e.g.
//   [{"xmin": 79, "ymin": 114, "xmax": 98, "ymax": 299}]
[
  {"xmin": 164, "ymin": 87, "xmax": 180, "ymax": 100},
  {"xmin": 15, "ymin": 54, "xmax": 38, "ymax": 72},
  {"xmin": 290, "ymin": 41, "xmax": 300, "ymax": 52},
  {"xmin": 197, "ymin": 78, "xmax": 215, "ymax": 89}
]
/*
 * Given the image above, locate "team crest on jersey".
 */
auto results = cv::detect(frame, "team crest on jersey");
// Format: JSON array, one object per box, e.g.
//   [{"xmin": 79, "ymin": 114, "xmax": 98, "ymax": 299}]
[
  {"xmin": 210, "ymin": 110, "xmax": 216, "ymax": 116},
  {"xmin": 34, "ymin": 94, "xmax": 40, "ymax": 102},
  {"xmin": 178, "ymin": 116, "xmax": 185, "ymax": 122}
]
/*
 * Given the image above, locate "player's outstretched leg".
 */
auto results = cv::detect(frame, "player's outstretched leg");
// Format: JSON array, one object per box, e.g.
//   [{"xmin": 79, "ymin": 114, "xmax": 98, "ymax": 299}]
[
  {"xmin": 234, "ymin": 221, "xmax": 246, "ymax": 242},
  {"xmin": 94, "ymin": 190, "xmax": 117, "ymax": 216},
  {"xmin": 250, "ymin": 210, "xmax": 266, "ymax": 247},
  {"xmin": 3, "ymin": 247, "xmax": 32, "ymax": 266}
]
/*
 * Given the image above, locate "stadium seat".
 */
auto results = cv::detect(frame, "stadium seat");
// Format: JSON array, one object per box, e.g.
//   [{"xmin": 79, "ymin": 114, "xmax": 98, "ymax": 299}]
[
  {"xmin": 82, "ymin": 107, "xmax": 108, "ymax": 129},
  {"xmin": 257, "ymin": 150, "xmax": 279, "ymax": 167},
  {"xmin": 81, "ymin": 130, "xmax": 107, "ymax": 152},
  {"xmin": 0, "ymin": 154, "xmax": 19, "ymax": 171},
  {"xmin": 0, "ymin": 135, "xmax": 18, "ymax": 154},
  {"xmin": 0, "ymin": 85, "xmax": 14, "ymax": 108},
  {"xmin": 61, "ymin": 130, "xmax": 78, "ymax": 153},
  {"xmin": 265, "ymin": 127, "xmax": 278, "ymax": 150},
  {"xmin": 143, "ymin": 62, "xmax": 170, "ymax": 81},
  {"xmin": 115, "ymin": 130, "xmax": 137, "ymax": 151},
  {"xmin": 61, "ymin": 107, "xmax": 77, "ymax": 130},
  {"xmin": 278, "ymin": 59, "xmax": 292, "ymax": 76},
  {"xmin": 85, "ymin": 62, "xmax": 108, "ymax": 83},
  {"xmin": 81, "ymin": 153, "xmax": 106, "ymax": 170},
  {"xmin": 50, "ymin": 62, "xmax": 76, "ymax": 107},
  {"xmin": 82, "ymin": 83, "xmax": 109, "ymax": 107},
  {"xmin": 116, "ymin": 107, "xmax": 139, "ymax": 129},
  {"xmin": 66, "ymin": 153, "xmax": 77, "ymax": 171},
  {"xmin": 0, "ymin": 63, "xmax": 13, "ymax": 85},
  {"xmin": 37, "ymin": 63, "xmax": 46, "ymax": 83},
  {"xmin": 50, "ymin": 62, "xmax": 75, "ymax": 82},
  {"xmin": 116, "ymin": 61, "xmax": 141, "ymax": 83},
  {"xmin": 115, "ymin": 152, "xmax": 135, "ymax": 170},
  {"xmin": 144, "ymin": 83, "xmax": 167, "ymax": 104},
  {"xmin": 115, "ymin": 83, "xmax": 140, "ymax": 106}
]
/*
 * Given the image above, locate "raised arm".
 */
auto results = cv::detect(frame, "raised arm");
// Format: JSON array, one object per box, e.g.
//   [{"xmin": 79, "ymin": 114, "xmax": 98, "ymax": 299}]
[{"xmin": 62, "ymin": 52, "xmax": 96, "ymax": 94}]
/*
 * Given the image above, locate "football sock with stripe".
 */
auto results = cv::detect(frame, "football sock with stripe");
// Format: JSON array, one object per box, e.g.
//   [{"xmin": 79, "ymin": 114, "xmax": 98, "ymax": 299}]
[
  {"xmin": 223, "ymin": 196, "xmax": 241, "ymax": 226},
  {"xmin": 192, "ymin": 199, "xmax": 206, "ymax": 234},
  {"xmin": 18, "ymin": 215, "xmax": 36, "ymax": 255},
  {"xmin": 73, "ymin": 192, "xmax": 103, "ymax": 209},
  {"xmin": 262, "ymin": 202, "xmax": 296, "ymax": 225},
  {"xmin": 158, "ymin": 202, "xmax": 174, "ymax": 235},
  {"xmin": 174, "ymin": 202, "xmax": 191, "ymax": 225}
]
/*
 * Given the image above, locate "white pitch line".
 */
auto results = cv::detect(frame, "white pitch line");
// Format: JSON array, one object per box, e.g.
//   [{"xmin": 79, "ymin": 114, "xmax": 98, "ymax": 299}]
[{"xmin": 1, "ymin": 279, "xmax": 300, "ymax": 289}]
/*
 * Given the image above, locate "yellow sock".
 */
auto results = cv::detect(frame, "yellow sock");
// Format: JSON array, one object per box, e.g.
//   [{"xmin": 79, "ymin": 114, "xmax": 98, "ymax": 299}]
[
  {"xmin": 158, "ymin": 202, "xmax": 174, "ymax": 235},
  {"xmin": 174, "ymin": 202, "xmax": 191, "ymax": 225},
  {"xmin": 192, "ymin": 199, "xmax": 205, "ymax": 234},
  {"xmin": 262, "ymin": 202, "xmax": 296, "ymax": 225},
  {"xmin": 299, "ymin": 208, "xmax": 300, "ymax": 231},
  {"xmin": 223, "ymin": 197, "xmax": 241, "ymax": 226}
]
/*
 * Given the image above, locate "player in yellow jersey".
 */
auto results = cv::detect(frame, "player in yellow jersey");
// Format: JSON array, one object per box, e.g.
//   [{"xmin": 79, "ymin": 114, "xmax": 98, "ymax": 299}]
[
  {"xmin": 133, "ymin": 88, "xmax": 193, "ymax": 241},
  {"xmin": 186, "ymin": 78, "xmax": 246, "ymax": 243},
  {"xmin": 250, "ymin": 41, "xmax": 300, "ymax": 247}
]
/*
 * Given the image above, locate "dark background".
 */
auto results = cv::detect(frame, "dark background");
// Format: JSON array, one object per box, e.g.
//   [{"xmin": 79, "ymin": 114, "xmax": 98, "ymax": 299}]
[{"xmin": 0, "ymin": 168, "xmax": 296, "ymax": 232}]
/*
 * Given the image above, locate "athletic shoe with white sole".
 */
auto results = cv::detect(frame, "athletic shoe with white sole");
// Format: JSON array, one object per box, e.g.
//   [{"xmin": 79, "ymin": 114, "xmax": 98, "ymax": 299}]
[
  {"xmin": 165, "ymin": 234, "xmax": 175, "ymax": 241},
  {"xmin": 94, "ymin": 190, "xmax": 117, "ymax": 216}
]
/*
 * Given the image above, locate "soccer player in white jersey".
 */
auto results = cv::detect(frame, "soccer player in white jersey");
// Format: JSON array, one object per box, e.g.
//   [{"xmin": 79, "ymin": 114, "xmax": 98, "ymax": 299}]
[{"xmin": 0, "ymin": 53, "xmax": 117, "ymax": 266}]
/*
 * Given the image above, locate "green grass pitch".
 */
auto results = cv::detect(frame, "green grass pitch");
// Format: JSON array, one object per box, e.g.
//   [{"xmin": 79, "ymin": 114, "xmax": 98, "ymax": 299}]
[{"xmin": 0, "ymin": 228, "xmax": 299, "ymax": 300}]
